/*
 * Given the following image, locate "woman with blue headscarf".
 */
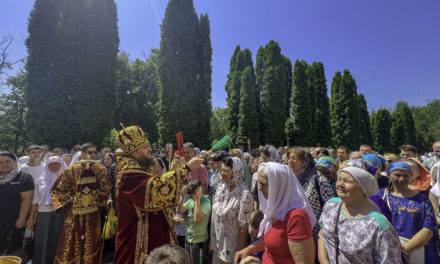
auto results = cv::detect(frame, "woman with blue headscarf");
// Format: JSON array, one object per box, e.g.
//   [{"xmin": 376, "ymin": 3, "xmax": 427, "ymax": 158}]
[{"xmin": 379, "ymin": 162, "xmax": 440, "ymax": 264}]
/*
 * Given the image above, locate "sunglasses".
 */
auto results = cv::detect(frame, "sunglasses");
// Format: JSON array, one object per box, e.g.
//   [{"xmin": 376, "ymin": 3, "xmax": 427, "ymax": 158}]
[{"xmin": 86, "ymin": 151, "xmax": 98, "ymax": 155}]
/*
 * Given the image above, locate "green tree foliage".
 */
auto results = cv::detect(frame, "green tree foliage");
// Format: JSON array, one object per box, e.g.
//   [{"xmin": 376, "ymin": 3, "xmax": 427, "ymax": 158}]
[
  {"xmin": 358, "ymin": 94, "xmax": 372, "ymax": 145},
  {"xmin": 258, "ymin": 41, "xmax": 287, "ymax": 146},
  {"xmin": 330, "ymin": 71, "xmax": 343, "ymax": 146},
  {"xmin": 310, "ymin": 62, "xmax": 331, "ymax": 146},
  {"xmin": 412, "ymin": 100, "xmax": 440, "ymax": 152},
  {"xmin": 113, "ymin": 52, "xmax": 160, "ymax": 143},
  {"xmin": 101, "ymin": 128, "xmax": 119, "ymax": 151},
  {"xmin": 0, "ymin": 71, "xmax": 28, "ymax": 153},
  {"xmin": 329, "ymin": 70, "xmax": 360, "ymax": 149},
  {"xmin": 284, "ymin": 57, "xmax": 293, "ymax": 117},
  {"xmin": 25, "ymin": 0, "xmax": 119, "ymax": 148},
  {"xmin": 390, "ymin": 101, "xmax": 417, "ymax": 152},
  {"xmin": 225, "ymin": 46, "xmax": 252, "ymax": 135},
  {"xmin": 157, "ymin": 0, "xmax": 212, "ymax": 148},
  {"xmin": 210, "ymin": 107, "xmax": 228, "ymax": 145},
  {"xmin": 305, "ymin": 63, "xmax": 317, "ymax": 145},
  {"xmin": 195, "ymin": 14, "xmax": 213, "ymax": 148},
  {"xmin": 286, "ymin": 60, "xmax": 312, "ymax": 146},
  {"xmin": 237, "ymin": 66, "xmax": 260, "ymax": 148},
  {"xmin": 370, "ymin": 109, "xmax": 393, "ymax": 153}
]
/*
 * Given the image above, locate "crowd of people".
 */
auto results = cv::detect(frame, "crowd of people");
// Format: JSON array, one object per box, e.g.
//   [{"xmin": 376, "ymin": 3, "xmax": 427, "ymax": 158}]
[{"xmin": 1, "ymin": 126, "xmax": 440, "ymax": 264}]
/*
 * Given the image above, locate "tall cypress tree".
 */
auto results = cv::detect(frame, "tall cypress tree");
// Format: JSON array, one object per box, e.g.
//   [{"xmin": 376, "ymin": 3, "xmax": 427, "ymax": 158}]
[
  {"xmin": 258, "ymin": 40, "xmax": 287, "ymax": 146},
  {"xmin": 254, "ymin": 46, "xmax": 265, "ymax": 144},
  {"xmin": 306, "ymin": 63, "xmax": 317, "ymax": 145},
  {"xmin": 237, "ymin": 65, "xmax": 260, "ymax": 147},
  {"xmin": 158, "ymin": 0, "xmax": 212, "ymax": 148},
  {"xmin": 358, "ymin": 94, "xmax": 372, "ymax": 145},
  {"xmin": 286, "ymin": 60, "xmax": 312, "ymax": 146},
  {"xmin": 225, "ymin": 46, "xmax": 253, "ymax": 137},
  {"xmin": 329, "ymin": 70, "xmax": 360, "ymax": 149},
  {"xmin": 225, "ymin": 46, "xmax": 241, "ymax": 135},
  {"xmin": 25, "ymin": 0, "xmax": 119, "ymax": 147},
  {"xmin": 195, "ymin": 14, "xmax": 212, "ymax": 148},
  {"xmin": 311, "ymin": 62, "xmax": 331, "ymax": 146},
  {"xmin": 391, "ymin": 101, "xmax": 417, "ymax": 151},
  {"xmin": 329, "ymin": 71, "xmax": 343, "ymax": 147},
  {"xmin": 284, "ymin": 56, "xmax": 293, "ymax": 118},
  {"xmin": 370, "ymin": 109, "xmax": 393, "ymax": 153}
]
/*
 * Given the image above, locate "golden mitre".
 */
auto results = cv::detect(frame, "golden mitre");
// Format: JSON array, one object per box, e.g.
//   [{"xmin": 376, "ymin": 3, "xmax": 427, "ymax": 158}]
[{"xmin": 116, "ymin": 125, "xmax": 150, "ymax": 154}]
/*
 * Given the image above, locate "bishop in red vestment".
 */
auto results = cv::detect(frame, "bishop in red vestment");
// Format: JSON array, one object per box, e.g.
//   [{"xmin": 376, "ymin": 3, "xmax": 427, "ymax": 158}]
[{"xmin": 114, "ymin": 126, "xmax": 203, "ymax": 264}]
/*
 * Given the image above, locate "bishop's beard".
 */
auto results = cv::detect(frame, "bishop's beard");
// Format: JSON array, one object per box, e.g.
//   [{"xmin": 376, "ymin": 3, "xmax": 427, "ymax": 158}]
[{"xmin": 138, "ymin": 156, "xmax": 156, "ymax": 171}]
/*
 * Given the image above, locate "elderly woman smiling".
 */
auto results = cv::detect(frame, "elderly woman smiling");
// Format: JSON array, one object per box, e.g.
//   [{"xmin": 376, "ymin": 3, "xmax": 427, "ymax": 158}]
[{"xmin": 318, "ymin": 167, "xmax": 402, "ymax": 264}]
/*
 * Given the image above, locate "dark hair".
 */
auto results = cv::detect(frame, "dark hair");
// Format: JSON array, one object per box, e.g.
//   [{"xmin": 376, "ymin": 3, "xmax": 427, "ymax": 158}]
[
  {"xmin": 155, "ymin": 158, "xmax": 165, "ymax": 170},
  {"xmin": 27, "ymin": 145, "xmax": 43, "ymax": 152},
  {"xmin": 399, "ymin": 144, "xmax": 418, "ymax": 154},
  {"xmin": 187, "ymin": 179, "xmax": 202, "ymax": 195},
  {"xmin": 317, "ymin": 148, "xmax": 330, "ymax": 157},
  {"xmin": 183, "ymin": 142, "xmax": 194, "ymax": 149},
  {"xmin": 154, "ymin": 149, "xmax": 161, "ymax": 154},
  {"xmin": 81, "ymin": 143, "xmax": 96, "ymax": 152},
  {"xmin": 249, "ymin": 210, "xmax": 264, "ymax": 228},
  {"xmin": 213, "ymin": 151, "xmax": 225, "ymax": 162},
  {"xmin": 222, "ymin": 157, "xmax": 234, "ymax": 169},
  {"xmin": 337, "ymin": 146, "xmax": 350, "ymax": 154},
  {"xmin": 260, "ymin": 146, "xmax": 271, "ymax": 158},
  {"xmin": 0, "ymin": 151, "xmax": 17, "ymax": 161},
  {"xmin": 251, "ymin": 148, "xmax": 260, "ymax": 158},
  {"xmin": 145, "ymin": 244, "xmax": 190, "ymax": 264}
]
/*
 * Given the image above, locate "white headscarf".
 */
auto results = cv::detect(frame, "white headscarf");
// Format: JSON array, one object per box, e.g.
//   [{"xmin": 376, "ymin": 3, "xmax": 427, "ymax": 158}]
[
  {"xmin": 430, "ymin": 162, "xmax": 440, "ymax": 201},
  {"xmin": 37, "ymin": 156, "xmax": 67, "ymax": 205},
  {"xmin": 338, "ymin": 167, "xmax": 379, "ymax": 197},
  {"xmin": 258, "ymin": 162, "xmax": 316, "ymax": 236},
  {"xmin": 69, "ymin": 151, "xmax": 82, "ymax": 167}
]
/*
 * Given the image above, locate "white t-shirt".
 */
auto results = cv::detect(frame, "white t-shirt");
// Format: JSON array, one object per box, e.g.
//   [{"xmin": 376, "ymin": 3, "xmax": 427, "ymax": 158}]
[{"xmin": 20, "ymin": 163, "xmax": 45, "ymax": 182}]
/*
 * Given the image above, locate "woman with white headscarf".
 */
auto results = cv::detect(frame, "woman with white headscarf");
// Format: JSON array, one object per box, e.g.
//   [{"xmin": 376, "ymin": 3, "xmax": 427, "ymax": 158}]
[
  {"xmin": 27, "ymin": 156, "xmax": 67, "ymax": 264},
  {"xmin": 318, "ymin": 167, "xmax": 402, "ymax": 264},
  {"xmin": 210, "ymin": 157, "xmax": 253, "ymax": 264},
  {"xmin": 235, "ymin": 162, "xmax": 316, "ymax": 264}
]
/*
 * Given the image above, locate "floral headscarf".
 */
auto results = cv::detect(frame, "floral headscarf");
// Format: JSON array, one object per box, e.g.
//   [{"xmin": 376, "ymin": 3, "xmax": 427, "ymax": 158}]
[
  {"xmin": 233, "ymin": 149, "xmax": 252, "ymax": 190},
  {"xmin": 267, "ymin": 146, "xmax": 282, "ymax": 164},
  {"xmin": 316, "ymin": 156, "xmax": 337, "ymax": 170},
  {"xmin": 343, "ymin": 159, "xmax": 378, "ymax": 176},
  {"xmin": 214, "ymin": 157, "xmax": 245, "ymax": 204},
  {"xmin": 0, "ymin": 152, "xmax": 20, "ymax": 185}
]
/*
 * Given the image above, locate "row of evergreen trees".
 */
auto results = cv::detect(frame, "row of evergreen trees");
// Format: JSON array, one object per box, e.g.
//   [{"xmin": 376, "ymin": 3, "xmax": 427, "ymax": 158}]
[
  {"xmin": 1, "ymin": 0, "xmax": 437, "ymax": 154},
  {"xmin": 224, "ymin": 41, "xmax": 371, "ymax": 151},
  {"xmin": 222, "ymin": 40, "xmax": 431, "ymax": 153},
  {"xmin": 22, "ymin": 0, "xmax": 213, "ymax": 149}
]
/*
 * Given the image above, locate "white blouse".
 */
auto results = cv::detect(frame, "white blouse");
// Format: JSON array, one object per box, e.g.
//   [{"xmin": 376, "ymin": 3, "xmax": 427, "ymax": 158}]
[{"xmin": 210, "ymin": 183, "xmax": 253, "ymax": 263}]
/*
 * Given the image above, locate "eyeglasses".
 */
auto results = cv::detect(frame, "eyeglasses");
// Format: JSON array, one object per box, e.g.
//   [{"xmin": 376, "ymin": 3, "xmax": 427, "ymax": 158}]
[{"xmin": 86, "ymin": 151, "xmax": 98, "ymax": 155}]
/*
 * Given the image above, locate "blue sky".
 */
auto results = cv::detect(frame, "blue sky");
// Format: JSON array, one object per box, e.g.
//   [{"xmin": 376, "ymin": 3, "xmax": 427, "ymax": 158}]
[{"xmin": 1, "ymin": 0, "xmax": 439, "ymax": 111}]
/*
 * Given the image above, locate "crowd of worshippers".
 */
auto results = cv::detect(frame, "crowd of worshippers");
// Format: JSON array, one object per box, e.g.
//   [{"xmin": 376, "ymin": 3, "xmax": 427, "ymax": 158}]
[{"xmin": 1, "ymin": 139, "xmax": 440, "ymax": 264}]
